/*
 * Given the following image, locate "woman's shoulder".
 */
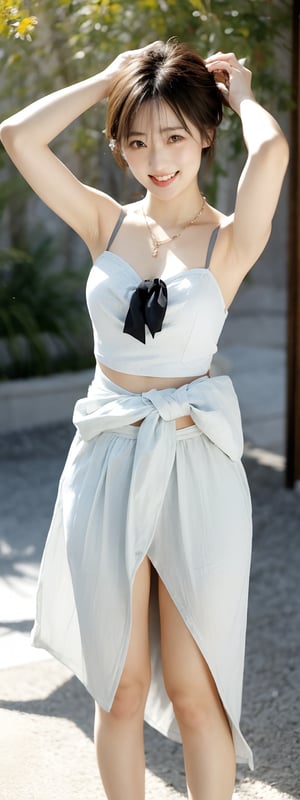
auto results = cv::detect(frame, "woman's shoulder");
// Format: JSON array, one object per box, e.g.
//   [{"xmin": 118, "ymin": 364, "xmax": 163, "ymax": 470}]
[
  {"xmin": 122, "ymin": 199, "xmax": 144, "ymax": 216},
  {"xmin": 205, "ymin": 201, "xmax": 232, "ymax": 231}
]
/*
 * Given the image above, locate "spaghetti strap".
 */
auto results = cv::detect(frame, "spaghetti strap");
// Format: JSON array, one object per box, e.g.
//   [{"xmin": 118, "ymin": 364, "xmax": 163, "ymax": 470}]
[
  {"xmin": 106, "ymin": 209, "xmax": 127, "ymax": 251},
  {"xmin": 204, "ymin": 226, "xmax": 220, "ymax": 270}
]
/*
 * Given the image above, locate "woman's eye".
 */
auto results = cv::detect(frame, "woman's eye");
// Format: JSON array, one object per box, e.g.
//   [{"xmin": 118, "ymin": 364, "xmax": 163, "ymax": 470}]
[
  {"xmin": 169, "ymin": 134, "xmax": 183, "ymax": 143},
  {"xmin": 128, "ymin": 140, "xmax": 146, "ymax": 149}
]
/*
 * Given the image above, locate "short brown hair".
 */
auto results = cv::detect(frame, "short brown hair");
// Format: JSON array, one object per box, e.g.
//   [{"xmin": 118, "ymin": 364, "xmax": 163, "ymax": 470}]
[{"xmin": 106, "ymin": 39, "xmax": 224, "ymax": 169}]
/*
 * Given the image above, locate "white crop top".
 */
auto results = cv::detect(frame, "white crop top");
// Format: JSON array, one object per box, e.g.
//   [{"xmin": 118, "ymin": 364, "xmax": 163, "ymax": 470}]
[{"xmin": 86, "ymin": 211, "xmax": 228, "ymax": 377}]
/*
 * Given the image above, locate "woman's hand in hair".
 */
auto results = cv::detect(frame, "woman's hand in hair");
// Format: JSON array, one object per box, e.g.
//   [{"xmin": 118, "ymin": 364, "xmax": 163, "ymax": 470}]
[
  {"xmin": 205, "ymin": 52, "xmax": 254, "ymax": 114},
  {"xmin": 102, "ymin": 42, "xmax": 162, "ymax": 96}
]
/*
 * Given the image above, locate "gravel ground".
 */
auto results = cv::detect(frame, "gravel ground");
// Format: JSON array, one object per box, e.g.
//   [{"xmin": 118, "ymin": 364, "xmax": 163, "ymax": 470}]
[{"xmin": 0, "ymin": 423, "xmax": 300, "ymax": 799}]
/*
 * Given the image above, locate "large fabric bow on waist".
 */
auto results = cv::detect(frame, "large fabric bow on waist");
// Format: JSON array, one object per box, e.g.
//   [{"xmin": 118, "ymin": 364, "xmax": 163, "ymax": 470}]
[
  {"xmin": 73, "ymin": 374, "xmax": 245, "ymax": 563},
  {"xmin": 123, "ymin": 278, "xmax": 168, "ymax": 344}
]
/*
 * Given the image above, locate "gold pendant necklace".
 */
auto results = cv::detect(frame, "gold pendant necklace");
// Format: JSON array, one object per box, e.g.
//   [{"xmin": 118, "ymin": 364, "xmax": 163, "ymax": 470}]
[{"xmin": 143, "ymin": 195, "xmax": 206, "ymax": 257}]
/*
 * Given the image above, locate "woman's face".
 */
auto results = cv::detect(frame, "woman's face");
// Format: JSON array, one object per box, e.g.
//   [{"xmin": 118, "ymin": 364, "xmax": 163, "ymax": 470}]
[{"xmin": 121, "ymin": 100, "xmax": 208, "ymax": 198}]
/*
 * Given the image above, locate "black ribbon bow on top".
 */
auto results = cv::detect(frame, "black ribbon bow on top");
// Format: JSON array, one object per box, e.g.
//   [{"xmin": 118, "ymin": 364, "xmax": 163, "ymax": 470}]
[{"xmin": 123, "ymin": 279, "xmax": 168, "ymax": 344}]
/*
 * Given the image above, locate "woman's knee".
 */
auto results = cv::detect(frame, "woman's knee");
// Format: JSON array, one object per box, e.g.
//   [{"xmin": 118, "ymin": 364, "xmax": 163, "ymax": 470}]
[
  {"xmin": 169, "ymin": 686, "xmax": 223, "ymax": 732},
  {"xmin": 110, "ymin": 673, "xmax": 151, "ymax": 721}
]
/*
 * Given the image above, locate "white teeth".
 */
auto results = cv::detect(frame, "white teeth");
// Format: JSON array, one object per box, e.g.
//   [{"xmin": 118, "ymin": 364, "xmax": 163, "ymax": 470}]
[{"xmin": 153, "ymin": 173, "xmax": 176, "ymax": 181}]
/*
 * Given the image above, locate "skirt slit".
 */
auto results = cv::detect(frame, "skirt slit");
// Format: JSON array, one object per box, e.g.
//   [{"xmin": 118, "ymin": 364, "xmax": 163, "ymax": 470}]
[{"xmin": 31, "ymin": 371, "xmax": 254, "ymax": 769}]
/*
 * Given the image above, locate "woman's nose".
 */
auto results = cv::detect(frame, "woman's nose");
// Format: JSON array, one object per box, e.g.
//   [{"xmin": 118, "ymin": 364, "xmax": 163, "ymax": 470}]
[{"xmin": 147, "ymin": 144, "xmax": 169, "ymax": 174}]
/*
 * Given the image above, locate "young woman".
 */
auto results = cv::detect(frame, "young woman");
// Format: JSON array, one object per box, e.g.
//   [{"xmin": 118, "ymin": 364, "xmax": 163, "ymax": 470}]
[{"xmin": 0, "ymin": 40, "xmax": 288, "ymax": 800}]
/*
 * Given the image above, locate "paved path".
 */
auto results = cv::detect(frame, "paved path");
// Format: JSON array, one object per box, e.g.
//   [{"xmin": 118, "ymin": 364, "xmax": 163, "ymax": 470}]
[{"xmin": 0, "ymin": 283, "xmax": 299, "ymax": 799}]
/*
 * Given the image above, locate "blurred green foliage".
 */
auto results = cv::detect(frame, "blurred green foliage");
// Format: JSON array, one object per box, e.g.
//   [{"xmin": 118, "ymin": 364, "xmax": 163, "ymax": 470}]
[
  {"xmin": 0, "ymin": 1, "xmax": 291, "ymax": 156},
  {"xmin": 0, "ymin": 0, "xmax": 38, "ymax": 39},
  {"xmin": 0, "ymin": 233, "xmax": 93, "ymax": 379}
]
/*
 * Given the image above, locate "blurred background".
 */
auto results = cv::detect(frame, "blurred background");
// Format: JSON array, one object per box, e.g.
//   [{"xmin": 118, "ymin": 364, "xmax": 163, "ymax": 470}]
[
  {"xmin": 0, "ymin": 3, "xmax": 299, "ymax": 800},
  {"xmin": 0, "ymin": 0, "xmax": 291, "ymax": 377}
]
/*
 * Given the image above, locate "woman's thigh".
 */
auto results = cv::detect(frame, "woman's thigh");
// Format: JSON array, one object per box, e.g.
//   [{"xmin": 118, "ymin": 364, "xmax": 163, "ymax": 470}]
[
  {"xmin": 158, "ymin": 577, "xmax": 228, "ymax": 726},
  {"xmin": 97, "ymin": 557, "xmax": 152, "ymax": 720},
  {"xmin": 121, "ymin": 556, "xmax": 152, "ymax": 683}
]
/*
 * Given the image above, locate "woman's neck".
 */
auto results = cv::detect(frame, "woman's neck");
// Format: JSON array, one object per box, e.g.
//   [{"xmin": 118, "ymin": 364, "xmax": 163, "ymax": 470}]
[{"xmin": 143, "ymin": 185, "xmax": 205, "ymax": 228}]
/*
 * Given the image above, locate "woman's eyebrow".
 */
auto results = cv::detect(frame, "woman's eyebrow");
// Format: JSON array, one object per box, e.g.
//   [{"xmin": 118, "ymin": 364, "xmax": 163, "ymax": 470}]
[
  {"xmin": 161, "ymin": 126, "xmax": 186, "ymax": 131},
  {"xmin": 128, "ymin": 126, "xmax": 186, "ymax": 136},
  {"xmin": 128, "ymin": 130, "xmax": 147, "ymax": 137}
]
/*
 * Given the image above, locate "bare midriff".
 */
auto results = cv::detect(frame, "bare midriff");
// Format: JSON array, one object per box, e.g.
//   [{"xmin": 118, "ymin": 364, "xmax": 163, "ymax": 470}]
[{"xmin": 98, "ymin": 362, "xmax": 209, "ymax": 429}]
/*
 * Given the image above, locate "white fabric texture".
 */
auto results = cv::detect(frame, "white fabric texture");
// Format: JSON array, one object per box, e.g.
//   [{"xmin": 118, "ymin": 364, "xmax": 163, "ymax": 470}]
[
  {"xmin": 86, "ymin": 253, "xmax": 228, "ymax": 376},
  {"xmin": 31, "ymin": 367, "xmax": 253, "ymax": 768}
]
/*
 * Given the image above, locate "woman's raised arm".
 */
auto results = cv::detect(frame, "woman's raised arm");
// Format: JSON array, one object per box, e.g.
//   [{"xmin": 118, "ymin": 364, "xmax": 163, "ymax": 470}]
[
  {"xmin": 206, "ymin": 52, "xmax": 289, "ymax": 282},
  {"xmin": 0, "ymin": 45, "xmax": 153, "ymax": 253}
]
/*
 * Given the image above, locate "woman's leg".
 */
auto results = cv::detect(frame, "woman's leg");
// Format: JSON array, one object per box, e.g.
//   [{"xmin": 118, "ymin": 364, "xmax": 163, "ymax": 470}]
[
  {"xmin": 94, "ymin": 557, "xmax": 151, "ymax": 800},
  {"xmin": 158, "ymin": 578, "xmax": 236, "ymax": 800}
]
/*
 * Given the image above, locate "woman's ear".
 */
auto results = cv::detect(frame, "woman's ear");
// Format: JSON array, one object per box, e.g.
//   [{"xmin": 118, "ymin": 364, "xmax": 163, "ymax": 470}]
[
  {"xmin": 108, "ymin": 139, "xmax": 128, "ymax": 170},
  {"xmin": 120, "ymin": 150, "xmax": 128, "ymax": 165},
  {"xmin": 202, "ymin": 129, "xmax": 214, "ymax": 150}
]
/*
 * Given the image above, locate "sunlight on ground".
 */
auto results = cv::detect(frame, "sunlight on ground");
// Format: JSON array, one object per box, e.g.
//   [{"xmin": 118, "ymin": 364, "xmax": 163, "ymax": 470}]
[
  {"xmin": 145, "ymin": 769, "xmax": 185, "ymax": 798},
  {"xmin": 244, "ymin": 444, "xmax": 285, "ymax": 471},
  {"xmin": 235, "ymin": 780, "xmax": 297, "ymax": 800}
]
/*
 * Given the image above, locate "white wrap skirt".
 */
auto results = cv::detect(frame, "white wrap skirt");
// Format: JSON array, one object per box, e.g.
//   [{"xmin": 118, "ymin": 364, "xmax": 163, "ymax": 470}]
[{"xmin": 31, "ymin": 366, "xmax": 253, "ymax": 768}]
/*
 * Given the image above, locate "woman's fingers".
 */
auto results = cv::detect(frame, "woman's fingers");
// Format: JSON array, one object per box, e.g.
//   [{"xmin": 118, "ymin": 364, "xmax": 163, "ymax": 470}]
[
  {"xmin": 205, "ymin": 54, "xmax": 250, "ymax": 78},
  {"xmin": 205, "ymin": 53, "xmax": 253, "ymax": 111},
  {"xmin": 206, "ymin": 58, "xmax": 235, "ymax": 74},
  {"xmin": 205, "ymin": 51, "xmax": 237, "ymax": 63},
  {"xmin": 205, "ymin": 53, "xmax": 250, "ymax": 77}
]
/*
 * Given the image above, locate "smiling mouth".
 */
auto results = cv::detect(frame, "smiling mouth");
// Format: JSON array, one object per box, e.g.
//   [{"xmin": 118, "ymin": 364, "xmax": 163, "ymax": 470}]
[{"xmin": 149, "ymin": 171, "xmax": 179, "ymax": 186}]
